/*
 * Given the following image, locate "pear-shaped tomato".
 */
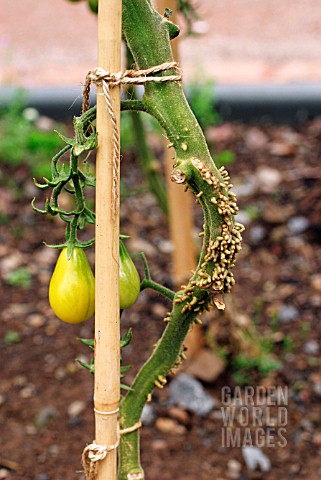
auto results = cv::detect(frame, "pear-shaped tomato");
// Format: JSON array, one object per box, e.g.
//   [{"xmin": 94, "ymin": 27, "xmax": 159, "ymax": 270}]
[
  {"xmin": 119, "ymin": 240, "xmax": 140, "ymax": 309},
  {"xmin": 49, "ymin": 247, "xmax": 95, "ymax": 324}
]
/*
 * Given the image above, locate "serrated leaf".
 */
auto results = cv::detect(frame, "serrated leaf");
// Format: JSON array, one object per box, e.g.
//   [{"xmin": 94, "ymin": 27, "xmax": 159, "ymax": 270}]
[
  {"xmin": 78, "ymin": 337, "xmax": 94, "ymax": 350},
  {"xmin": 77, "ymin": 359, "xmax": 95, "ymax": 374},
  {"xmin": 120, "ymin": 383, "xmax": 132, "ymax": 391},
  {"xmin": 120, "ymin": 328, "xmax": 133, "ymax": 349},
  {"xmin": 84, "ymin": 208, "xmax": 95, "ymax": 224},
  {"xmin": 55, "ymin": 130, "xmax": 76, "ymax": 146}
]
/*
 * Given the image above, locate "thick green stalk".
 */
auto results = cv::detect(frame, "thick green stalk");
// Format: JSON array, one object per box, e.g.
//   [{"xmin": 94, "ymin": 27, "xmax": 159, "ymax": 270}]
[{"xmin": 118, "ymin": 1, "xmax": 243, "ymax": 478}]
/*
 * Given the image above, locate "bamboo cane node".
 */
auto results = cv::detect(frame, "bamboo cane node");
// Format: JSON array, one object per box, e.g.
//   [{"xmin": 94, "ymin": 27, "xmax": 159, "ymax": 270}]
[
  {"xmin": 94, "ymin": 407, "xmax": 120, "ymax": 416},
  {"xmin": 119, "ymin": 421, "xmax": 142, "ymax": 435}
]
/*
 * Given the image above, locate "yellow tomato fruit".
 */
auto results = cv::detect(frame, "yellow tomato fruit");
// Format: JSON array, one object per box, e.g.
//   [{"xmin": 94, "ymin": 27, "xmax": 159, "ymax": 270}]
[
  {"xmin": 119, "ymin": 240, "xmax": 140, "ymax": 309},
  {"xmin": 49, "ymin": 247, "xmax": 95, "ymax": 324}
]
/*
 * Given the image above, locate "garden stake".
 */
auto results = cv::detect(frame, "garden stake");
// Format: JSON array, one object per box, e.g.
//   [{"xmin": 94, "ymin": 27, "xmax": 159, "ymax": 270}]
[{"xmin": 92, "ymin": 0, "xmax": 122, "ymax": 478}]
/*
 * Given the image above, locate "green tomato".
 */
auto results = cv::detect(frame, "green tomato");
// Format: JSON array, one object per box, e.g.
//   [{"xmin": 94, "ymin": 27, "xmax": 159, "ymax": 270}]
[
  {"xmin": 88, "ymin": 0, "xmax": 98, "ymax": 13},
  {"xmin": 49, "ymin": 247, "xmax": 95, "ymax": 324},
  {"xmin": 119, "ymin": 240, "xmax": 140, "ymax": 309}
]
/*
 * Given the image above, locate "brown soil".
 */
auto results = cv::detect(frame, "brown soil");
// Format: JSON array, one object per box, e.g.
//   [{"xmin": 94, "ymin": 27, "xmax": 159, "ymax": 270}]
[{"xmin": 1, "ymin": 118, "xmax": 321, "ymax": 480}]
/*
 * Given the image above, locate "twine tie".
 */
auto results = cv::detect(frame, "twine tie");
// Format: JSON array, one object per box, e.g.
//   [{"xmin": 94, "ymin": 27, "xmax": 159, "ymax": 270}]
[{"xmin": 82, "ymin": 61, "xmax": 182, "ymax": 217}]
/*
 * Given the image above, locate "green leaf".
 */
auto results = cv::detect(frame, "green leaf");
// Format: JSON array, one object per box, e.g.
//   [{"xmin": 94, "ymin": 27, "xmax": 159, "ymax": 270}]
[
  {"xmin": 77, "ymin": 359, "xmax": 95, "ymax": 374},
  {"xmin": 120, "ymin": 328, "xmax": 133, "ymax": 349},
  {"xmin": 120, "ymin": 383, "xmax": 133, "ymax": 391},
  {"xmin": 78, "ymin": 337, "xmax": 94, "ymax": 350},
  {"xmin": 55, "ymin": 130, "xmax": 76, "ymax": 146},
  {"xmin": 120, "ymin": 365, "xmax": 132, "ymax": 374}
]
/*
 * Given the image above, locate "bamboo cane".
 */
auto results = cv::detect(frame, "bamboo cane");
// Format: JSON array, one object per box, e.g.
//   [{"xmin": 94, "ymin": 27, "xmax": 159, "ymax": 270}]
[
  {"xmin": 94, "ymin": 0, "xmax": 122, "ymax": 479},
  {"xmin": 157, "ymin": 0, "xmax": 202, "ymax": 359}
]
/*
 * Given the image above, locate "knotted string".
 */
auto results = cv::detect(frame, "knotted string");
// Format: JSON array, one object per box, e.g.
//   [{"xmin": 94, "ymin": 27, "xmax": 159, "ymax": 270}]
[
  {"xmin": 82, "ymin": 61, "xmax": 182, "ymax": 217},
  {"xmin": 82, "ymin": 420, "xmax": 143, "ymax": 479},
  {"xmin": 82, "ymin": 439, "xmax": 119, "ymax": 480}
]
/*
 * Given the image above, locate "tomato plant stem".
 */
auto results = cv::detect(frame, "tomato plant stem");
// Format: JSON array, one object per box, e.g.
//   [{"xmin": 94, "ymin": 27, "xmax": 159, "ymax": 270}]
[{"xmin": 118, "ymin": 1, "xmax": 243, "ymax": 478}]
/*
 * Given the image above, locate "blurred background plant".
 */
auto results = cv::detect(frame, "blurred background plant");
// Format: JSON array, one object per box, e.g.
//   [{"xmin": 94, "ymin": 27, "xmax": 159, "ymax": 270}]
[{"xmin": 0, "ymin": 92, "xmax": 64, "ymax": 180}]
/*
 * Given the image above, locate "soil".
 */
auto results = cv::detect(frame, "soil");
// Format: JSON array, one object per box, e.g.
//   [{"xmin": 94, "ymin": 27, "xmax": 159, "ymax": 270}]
[{"xmin": 1, "ymin": 118, "xmax": 321, "ymax": 480}]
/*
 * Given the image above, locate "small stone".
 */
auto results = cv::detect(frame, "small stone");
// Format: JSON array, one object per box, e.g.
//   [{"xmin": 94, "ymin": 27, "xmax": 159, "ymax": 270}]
[
  {"xmin": 141, "ymin": 404, "xmax": 156, "ymax": 426},
  {"xmin": 151, "ymin": 439, "xmax": 167, "ymax": 451},
  {"xmin": 34, "ymin": 406, "xmax": 58, "ymax": 429},
  {"xmin": 168, "ymin": 406, "xmax": 190, "ymax": 425},
  {"xmin": 269, "ymin": 140, "xmax": 296, "ymax": 157},
  {"xmin": 129, "ymin": 238, "xmax": 157, "ymax": 257},
  {"xmin": 157, "ymin": 239, "xmax": 173, "ymax": 254},
  {"xmin": 244, "ymin": 127, "xmax": 268, "ymax": 151},
  {"xmin": 25, "ymin": 425, "xmax": 37, "ymax": 435},
  {"xmin": 300, "ymin": 419, "xmax": 313, "ymax": 432},
  {"xmin": 313, "ymin": 433, "xmax": 321, "ymax": 448},
  {"xmin": 0, "ymin": 252, "xmax": 26, "ymax": 276},
  {"xmin": 313, "ymin": 382, "xmax": 321, "ymax": 396},
  {"xmin": 256, "ymin": 166, "xmax": 282, "ymax": 193},
  {"xmin": 36, "ymin": 474, "xmax": 50, "ymax": 480},
  {"xmin": 279, "ymin": 304, "xmax": 299, "ymax": 323},
  {"xmin": 67, "ymin": 400, "xmax": 86, "ymax": 418},
  {"xmin": 303, "ymin": 340, "xmax": 319, "ymax": 355},
  {"xmin": 272, "ymin": 331, "xmax": 285, "ymax": 343},
  {"xmin": 169, "ymin": 373, "xmax": 215, "ymax": 416},
  {"xmin": 151, "ymin": 303, "xmax": 168, "ymax": 318},
  {"xmin": 55, "ymin": 367, "xmax": 67, "ymax": 381},
  {"xmin": 155, "ymin": 417, "xmax": 186, "ymax": 435},
  {"xmin": 242, "ymin": 446, "xmax": 271, "ymax": 472},
  {"xmin": 227, "ymin": 458, "xmax": 242, "ymax": 479},
  {"xmin": 27, "ymin": 314, "xmax": 45, "ymax": 328},
  {"xmin": 48, "ymin": 445, "xmax": 60, "ymax": 457},
  {"xmin": 249, "ymin": 225, "xmax": 266, "ymax": 244},
  {"xmin": 232, "ymin": 178, "xmax": 256, "ymax": 198},
  {"xmin": 184, "ymin": 348, "xmax": 226, "ymax": 383},
  {"xmin": 289, "ymin": 464, "xmax": 301, "ymax": 475},
  {"xmin": 311, "ymin": 274, "xmax": 321, "ymax": 292},
  {"xmin": 235, "ymin": 210, "xmax": 251, "ymax": 226},
  {"xmin": 68, "ymin": 416, "xmax": 81, "ymax": 427},
  {"xmin": 0, "ymin": 469, "xmax": 10, "ymax": 479},
  {"xmin": 310, "ymin": 374, "xmax": 321, "ymax": 396},
  {"xmin": 287, "ymin": 216, "xmax": 310, "ymax": 235},
  {"xmin": 20, "ymin": 385, "xmax": 36, "ymax": 399}
]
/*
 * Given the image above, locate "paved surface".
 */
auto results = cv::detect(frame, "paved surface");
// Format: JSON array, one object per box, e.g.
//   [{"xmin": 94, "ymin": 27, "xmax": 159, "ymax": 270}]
[{"xmin": 1, "ymin": 0, "xmax": 321, "ymax": 87}]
